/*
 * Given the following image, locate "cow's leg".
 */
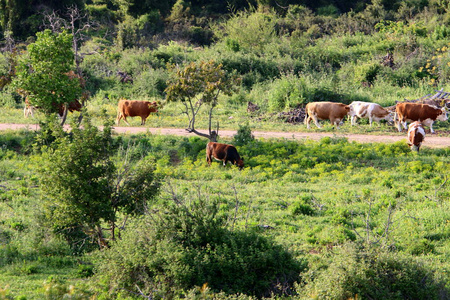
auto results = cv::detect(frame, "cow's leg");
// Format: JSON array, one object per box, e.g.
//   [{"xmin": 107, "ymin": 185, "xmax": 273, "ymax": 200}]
[
  {"xmin": 369, "ymin": 116, "xmax": 373, "ymax": 126},
  {"xmin": 429, "ymin": 123, "xmax": 435, "ymax": 134},
  {"xmin": 116, "ymin": 112, "xmax": 122, "ymax": 125},
  {"xmin": 305, "ymin": 116, "xmax": 311, "ymax": 129},
  {"xmin": 396, "ymin": 119, "xmax": 402, "ymax": 132},
  {"xmin": 141, "ymin": 117, "xmax": 147, "ymax": 125},
  {"xmin": 122, "ymin": 116, "xmax": 130, "ymax": 126},
  {"xmin": 223, "ymin": 155, "xmax": 228, "ymax": 167},
  {"xmin": 402, "ymin": 121, "xmax": 408, "ymax": 131},
  {"xmin": 206, "ymin": 154, "xmax": 212, "ymax": 166},
  {"xmin": 312, "ymin": 115, "xmax": 322, "ymax": 128},
  {"xmin": 351, "ymin": 115, "xmax": 357, "ymax": 126}
]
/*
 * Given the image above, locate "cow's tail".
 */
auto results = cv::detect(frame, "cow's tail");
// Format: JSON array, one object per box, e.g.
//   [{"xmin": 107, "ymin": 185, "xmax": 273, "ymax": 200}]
[{"xmin": 303, "ymin": 104, "xmax": 310, "ymax": 125}]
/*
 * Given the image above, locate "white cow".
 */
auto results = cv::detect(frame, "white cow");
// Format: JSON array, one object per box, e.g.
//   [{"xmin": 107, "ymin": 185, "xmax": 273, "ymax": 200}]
[{"xmin": 349, "ymin": 101, "xmax": 394, "ymax": 126}]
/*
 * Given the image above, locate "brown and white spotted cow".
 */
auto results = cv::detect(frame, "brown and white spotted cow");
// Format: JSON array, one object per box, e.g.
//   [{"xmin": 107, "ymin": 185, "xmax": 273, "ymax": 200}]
[
  {"xmin": 395, "ymin": 102, "xmax": 448, "ymax": 133},
  {"xmin": 407, "ymin": 121, "xmax": 425, "ymax": 152},
  {"xmin": 304, "ymin": 101, "xmax": 350, "ymax": 129},
  {"xmin": 116, "ymin": 99, "xmax": 158, "ymax": 125},
  {"xmin": 349, "ymin": 101, "xmax": 394, "ymax": 126},
  {"xmin": 206, "ymin": 142, "xmax": 244, "ymax": 170}
]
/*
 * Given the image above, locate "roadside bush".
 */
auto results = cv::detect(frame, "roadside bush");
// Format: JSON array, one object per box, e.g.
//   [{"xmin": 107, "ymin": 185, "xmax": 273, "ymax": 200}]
[
  {"xmin": 233, "ymin": 123, "xmax": 255, "ymax": 146},
  {"xmin": 300, "ymin": 243, "xmax": 448, "ymax": 300},
  {"xmin": 95, "ymin": 197, "xmax": 304, "ymax": 298}
]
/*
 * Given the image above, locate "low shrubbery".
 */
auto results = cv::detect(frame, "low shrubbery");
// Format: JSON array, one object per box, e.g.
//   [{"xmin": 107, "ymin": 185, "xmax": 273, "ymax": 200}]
[
  {"xmin": 300, "ymin": 243, "xmax": 448, "ymax": 300},
  {"xmin": 95, "ymin": 197, "xmax": 304, "ymax": 298}
]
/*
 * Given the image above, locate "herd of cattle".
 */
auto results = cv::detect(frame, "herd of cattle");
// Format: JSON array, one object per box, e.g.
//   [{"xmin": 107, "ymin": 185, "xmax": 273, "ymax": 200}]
[
  {"xmin": 305, "ymin": 100, "xmax": 449, "ymax": 152},
  {"xmin": 23, "ymin": 97, "xmax": 450, "ymax": 169}
]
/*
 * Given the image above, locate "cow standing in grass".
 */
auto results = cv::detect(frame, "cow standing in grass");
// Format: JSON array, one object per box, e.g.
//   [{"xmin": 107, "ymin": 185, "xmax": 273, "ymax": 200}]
[
  {"xmin": 116, "ymin": 99, "xmax": 158, "ymax": 125},
  {"xmin": 206, "ymin": 142, "xmax": 244, "ymax": 170},
  {"xmin": 407, "ymin": 121, "xmax": 425, "ymax": 152},
  {"xmin": 395, "ymin": 102, "xmax": 448, "ymax": 133},
  {"xmin": 349, "ymin": 101, "xmax": 394, "ymax": 126},
  {"xmin": 304, "ymin": 101, "xmax": 350, "ymax": 129}
]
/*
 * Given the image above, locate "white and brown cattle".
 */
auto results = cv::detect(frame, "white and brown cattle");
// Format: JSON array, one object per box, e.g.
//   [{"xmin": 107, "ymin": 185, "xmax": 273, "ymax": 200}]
[
  {"xmin": 304, "ymin": 101, "xmax": 350, "ymax": 129},
  {"xmin": 407, "ymin": 121, "xmax": 425, "ymax": 152},
  {"xmin": 116, "ymin": 99, "xmax": 158, "ymax": 125},
  {"xmin": 206, "ymin": 142, "xmax": 244, "ymax": 170},
  {"xmin": 395, "ymin": 102, "xmax": 448, "ymax": 133},
  {"xmin": 349, "ymin": 101, "xmax": 394, "ymax": 126}
]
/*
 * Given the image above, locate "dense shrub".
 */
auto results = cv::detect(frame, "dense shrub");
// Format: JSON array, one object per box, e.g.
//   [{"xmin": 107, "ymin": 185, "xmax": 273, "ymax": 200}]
[
  {"xmin": 301, "ymin": 243, "xmax": 448, "ymax": 300},
  {"xmin": 95, "ymin": 197, "xmax": 304, "ymax": 298},
  {"xmin": 232, "ymin": 123, "xmax": 255, "ymax": 146}
]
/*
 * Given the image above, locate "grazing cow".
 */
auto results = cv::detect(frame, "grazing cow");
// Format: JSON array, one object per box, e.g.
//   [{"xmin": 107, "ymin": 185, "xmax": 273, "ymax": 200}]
[
  {"xmin": 304, "ymin": 101, "xmax": 350, "ymax": 129},
  {"xmin": 116, "ymin": 99, "xmax": 158, "ymax": 125},
  {"xmin": 24, "ymin": 97, "xmax": 83, "ymax": 118},
  {"xmin": 395, "ymin": 102, "xmax": 448, "ymax": 133},
  {"xmin": 407, "ymin": 121, "xmax": 425, "ymax": 152},
  {"xmin": 349, "ymin": 101, "xmax": 394, "ymax": 126},
  {"xmin": 206, "ymin": 142, "xmax": 244, "ymax": 170}
]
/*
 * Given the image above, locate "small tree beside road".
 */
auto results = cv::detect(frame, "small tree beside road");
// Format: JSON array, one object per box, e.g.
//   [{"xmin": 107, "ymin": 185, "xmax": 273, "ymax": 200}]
[{"xmin": 165, "ymin": 60, "xmax": 239, "ymax": 141}]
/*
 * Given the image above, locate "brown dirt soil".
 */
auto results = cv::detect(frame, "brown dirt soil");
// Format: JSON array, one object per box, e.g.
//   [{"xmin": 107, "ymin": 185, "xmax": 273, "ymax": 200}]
[{"xmin": 1, "ymin": 123, "xmax": 450, "ymax": 149}]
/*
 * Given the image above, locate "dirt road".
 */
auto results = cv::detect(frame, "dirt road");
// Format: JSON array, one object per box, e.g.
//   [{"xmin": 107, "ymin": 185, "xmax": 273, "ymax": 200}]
[{"xmin": 1, "ymin": 123, "xmax": 450, "ymax": 148}]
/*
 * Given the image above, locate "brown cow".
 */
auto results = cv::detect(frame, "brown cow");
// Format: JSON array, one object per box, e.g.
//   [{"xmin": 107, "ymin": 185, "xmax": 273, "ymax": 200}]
[
  {"xmin": 24, "ymin": 97, "xmax": 83, "ymax": 118},
  {"xmin": 395, "ymin": 102, "xmax": 448, "ymax": 133},
  {"xmin": 304, "ymin": 101, "xmax": 350, "ymax": 129},
  {"xmin": 116, "ymin": 99, "xmax": 158, "ymax": 125},
  {"xmin": 349, "ymin": 101, "xmax": 394, "ymax": 126},
  {"xmin": 206, "ymin": 142, "xmax": 244, "ymax": 170},
  {"xmin": 407, "ymin": 121, "xmax": 425, "ymax": 152}
]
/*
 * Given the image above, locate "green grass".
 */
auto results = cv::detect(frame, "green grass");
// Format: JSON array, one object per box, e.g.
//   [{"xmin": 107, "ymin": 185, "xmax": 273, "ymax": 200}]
[{"xmin": 0, "ymin": 116, "xmax": 449, "ymax": 298}]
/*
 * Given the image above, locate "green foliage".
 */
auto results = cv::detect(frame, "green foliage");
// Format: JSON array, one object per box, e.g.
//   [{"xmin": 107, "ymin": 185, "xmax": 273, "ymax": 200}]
[
  {"xmin": 95, "ymin": 197, "xmax": 304, "ymax": 298},
  {"xmin": 212, "ymin": 10, "xmax": 278, "ymax": 55},
  {"xmin": 166, "ymin": 60, "xmax": 237, "ymax": 104},
  {"xmin": 301, "ymin": 243, "xmax": 447, "ymax": 299},
  {"xmin": 13, "ymin": 30, "xmax": 82, "ymax": 115},
  {"xmin": 354, "ymin": 61, "xmax": 381, "ymax": 85},
  {"xmin": 165, "ymin": 60, "xmax": 239, "ymax": 137},
  {"xmin": 37, "ymin": 116, "xmax": 160, "ymax": 250},
  {"xmin": 232, "ymin": 123, "xmax": 254, "ymax": 146}
]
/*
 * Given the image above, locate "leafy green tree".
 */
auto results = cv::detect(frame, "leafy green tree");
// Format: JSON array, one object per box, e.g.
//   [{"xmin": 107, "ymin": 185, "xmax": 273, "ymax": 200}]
[
  {"xmin": 13, "ymin": 29, "xmax": 82, "ymax": 124},
  {"xmin": 165, "ymin": 60, "xmax": 239, "ymax": 141},
  {"xmin": 38, "ymin": 117, "xmax": 160, "ymax": 250}
]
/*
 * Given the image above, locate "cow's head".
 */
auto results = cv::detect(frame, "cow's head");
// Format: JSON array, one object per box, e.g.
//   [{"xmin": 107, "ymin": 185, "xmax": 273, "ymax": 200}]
[
  {"xmin": 148, "ymin": 102, "xmax": 158, "ymax": 113},
  {"xmin": 407, "ymin": 122, "xmax": 424, "ymax": 152},
  {"xmin": 386, "ymin": 112, "xmax": 395, "ymax": 125},
  {"xmin": 437, "ymin": 107, "xmax": 448, "ymax": 122},
  {"xmin": 237, "ymin": 157, "xmax": 244, "ymax": 170}
]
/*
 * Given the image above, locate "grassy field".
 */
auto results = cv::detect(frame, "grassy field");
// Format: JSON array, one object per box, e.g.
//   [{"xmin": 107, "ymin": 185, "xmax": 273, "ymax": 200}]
[{"xmin": 0, "ymin": 125, "xmax": 449, "ymax": 298}]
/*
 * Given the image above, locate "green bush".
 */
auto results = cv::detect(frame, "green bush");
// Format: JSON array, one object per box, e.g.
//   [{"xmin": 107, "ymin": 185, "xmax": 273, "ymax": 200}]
[
  {"xmin": 232, "ymin": 123, "xmax": 254, "ymax": 146},
  {"xmin": 132, "ymin": 67, "xmax": 168, "ymax": 98},
  {"xmin": 95, "ymin": 197, "xmax": 304, "ymax": 298},
  {"xmin": 301, "ymin": 243, "xmax": 448, "ymax": 300}
]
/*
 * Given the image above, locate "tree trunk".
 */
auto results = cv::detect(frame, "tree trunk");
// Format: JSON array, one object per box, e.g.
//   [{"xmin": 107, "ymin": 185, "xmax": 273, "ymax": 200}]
[{"xmin": 59, "ymin": 104, "xmax": 68, "ymax": 126}]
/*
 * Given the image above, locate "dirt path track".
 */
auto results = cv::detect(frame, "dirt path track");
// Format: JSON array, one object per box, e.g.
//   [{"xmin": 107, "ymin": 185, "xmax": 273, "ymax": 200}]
[{"xmin": 1, "ymin": 123, "xmax": 450, "ymax": 148}]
